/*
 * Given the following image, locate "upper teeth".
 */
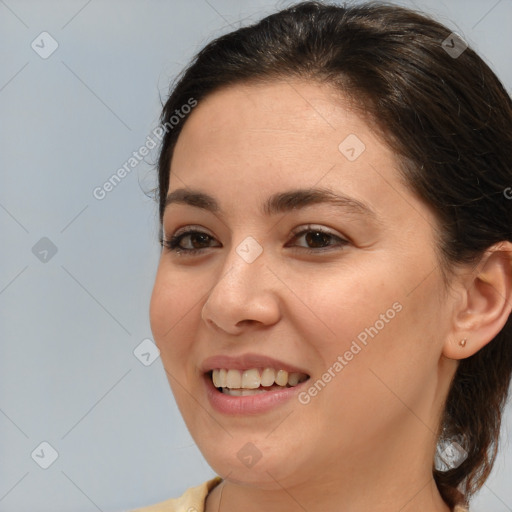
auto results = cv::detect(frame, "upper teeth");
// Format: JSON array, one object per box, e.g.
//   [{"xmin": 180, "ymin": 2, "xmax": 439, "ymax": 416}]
[{"xmin": 211, "ymin": 368, "xmax": 308, "ymax": 389}]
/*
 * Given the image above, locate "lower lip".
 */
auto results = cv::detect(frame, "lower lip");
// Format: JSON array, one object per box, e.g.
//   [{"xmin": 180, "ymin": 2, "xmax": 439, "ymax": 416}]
[{"xmin": 204, "ymin": 373, "xmax": 309, "ymax": 415}]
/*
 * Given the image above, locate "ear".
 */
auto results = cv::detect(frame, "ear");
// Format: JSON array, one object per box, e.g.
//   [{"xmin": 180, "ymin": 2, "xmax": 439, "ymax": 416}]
[{"xmin": 443, "ymin": 241, "xmax": 512, "ymax": 360}]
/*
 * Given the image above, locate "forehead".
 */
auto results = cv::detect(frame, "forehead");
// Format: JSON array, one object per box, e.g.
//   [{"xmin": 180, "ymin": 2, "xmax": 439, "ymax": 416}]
[
  {"xmin": 171, "ymin": 80, "xmax": 385, "ymax": 184},
  {"xmin": 174, "ymin": 80, "xmax": 363, "ymax": 158},
  {"xmin": 168, "ymin": 80, "xmax": 435, "ymax": 232}
]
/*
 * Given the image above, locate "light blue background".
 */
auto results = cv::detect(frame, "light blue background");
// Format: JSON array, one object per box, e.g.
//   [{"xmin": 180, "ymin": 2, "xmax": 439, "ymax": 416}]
[{"xmin": 1, "ymin": 1, "xmax": 511, "ymax": 511}]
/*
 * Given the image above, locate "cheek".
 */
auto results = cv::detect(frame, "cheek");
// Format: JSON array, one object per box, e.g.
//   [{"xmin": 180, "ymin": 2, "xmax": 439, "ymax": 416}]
[
  {"xmin": 149, "ymin": 262, "xmax": 201, "ymax": 358},
  {"xmin": 149, "ymin": 264, "xmax": 206, "ymax": 416},
  {"xmin": 296, "ymin": 257, "xmax": 444, "ymax": 388},
  {"xmin": 288, "ymin": 264, "xmax": 399, "ymax": 352},
  {"xmin": 295, "ymin": 277, "xmax": 443, "ymax": 448}
]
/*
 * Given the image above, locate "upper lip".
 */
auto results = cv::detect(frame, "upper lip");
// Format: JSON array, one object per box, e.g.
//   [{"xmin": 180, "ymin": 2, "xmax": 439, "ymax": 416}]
[{"xmin": 200, "ymin": 353, "xmax": 310, "ymax": 375}]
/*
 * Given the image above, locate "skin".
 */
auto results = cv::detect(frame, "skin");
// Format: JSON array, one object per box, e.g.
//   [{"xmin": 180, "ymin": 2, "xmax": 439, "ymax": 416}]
[{"xmin": 149, "ymin": 80, "xmax": 512, "ymax": 512}]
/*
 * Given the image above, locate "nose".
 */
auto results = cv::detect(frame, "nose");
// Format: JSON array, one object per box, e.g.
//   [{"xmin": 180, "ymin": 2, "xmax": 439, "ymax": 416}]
[{"xmin": 201, "ymin": 243, "xmax": 281, "ymax": 335}]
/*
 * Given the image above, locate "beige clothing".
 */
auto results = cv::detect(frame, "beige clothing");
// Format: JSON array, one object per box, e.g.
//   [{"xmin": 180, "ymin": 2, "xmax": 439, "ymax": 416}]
[
  {"xmin": 131, "ymin": 477, "xmax": 470, "ymax": 511},
  {"xmin": 130, "ymin": 478, "xmax": 222, "ymax": 512}
]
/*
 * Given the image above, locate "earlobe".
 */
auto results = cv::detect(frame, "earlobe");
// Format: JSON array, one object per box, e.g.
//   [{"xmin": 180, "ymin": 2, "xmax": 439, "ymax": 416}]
[{"xmin": 442, "ymin": 242, "xmax": 512, "ymax": 360}]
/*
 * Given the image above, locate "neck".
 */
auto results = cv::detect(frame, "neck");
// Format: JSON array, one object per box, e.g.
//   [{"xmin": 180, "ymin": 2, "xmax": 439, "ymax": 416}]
[{"xmin": 205, "ymin": 469, "xmax": 452, "ymax": 512}]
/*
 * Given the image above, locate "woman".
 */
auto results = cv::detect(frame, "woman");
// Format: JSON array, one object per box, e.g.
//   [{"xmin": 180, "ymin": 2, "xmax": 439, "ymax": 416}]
[{"xmin": 134, "ymin": 1, "xmax": 512, "ymax": 511}]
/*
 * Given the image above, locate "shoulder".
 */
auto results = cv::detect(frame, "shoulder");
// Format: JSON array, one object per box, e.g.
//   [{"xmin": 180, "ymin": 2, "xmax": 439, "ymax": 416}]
[{"xmin": 129, "ymin": 476, "xmax": 223, "ymax": 512}]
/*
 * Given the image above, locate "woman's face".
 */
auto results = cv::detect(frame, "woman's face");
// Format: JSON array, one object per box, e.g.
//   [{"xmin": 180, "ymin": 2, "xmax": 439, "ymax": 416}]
[{"xmin": 150, "ymin": 80, "xmax": 459, "ymax": 490}]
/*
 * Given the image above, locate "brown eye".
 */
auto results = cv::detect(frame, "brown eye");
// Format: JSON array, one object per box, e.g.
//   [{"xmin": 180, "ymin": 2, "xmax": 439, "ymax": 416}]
[
  {"xmin": 304, "ymin": 231, "xmax": 332, "ymax": 248},
  {"xmin": 162, "ymin": 229, "xmax": 221, "ymax": 255},
  {"xmin": 289, "ymin": 226, "xmax": 349, "ymax": 252},
  {"xmin": 184, "ymin": 233, "xmax": 213, "ymax": 249}
]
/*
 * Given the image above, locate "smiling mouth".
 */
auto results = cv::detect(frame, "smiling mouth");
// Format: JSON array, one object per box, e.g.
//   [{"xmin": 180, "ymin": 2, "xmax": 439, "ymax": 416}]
[{"xmin": 208, "ymin": 368, "xmax": 310, "ymax": 396}]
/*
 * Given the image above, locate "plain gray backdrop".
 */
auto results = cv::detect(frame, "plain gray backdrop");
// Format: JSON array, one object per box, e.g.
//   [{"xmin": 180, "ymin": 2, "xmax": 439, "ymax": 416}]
[{"xmin": 1, "ymin": 0, "xmax": 511, "ymax": 511}]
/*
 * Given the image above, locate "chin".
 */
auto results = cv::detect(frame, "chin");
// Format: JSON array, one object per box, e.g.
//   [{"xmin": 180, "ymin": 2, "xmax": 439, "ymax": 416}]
[{"xmin": 198, "ymin": 438, "xmax": 310, "ymax": 490}]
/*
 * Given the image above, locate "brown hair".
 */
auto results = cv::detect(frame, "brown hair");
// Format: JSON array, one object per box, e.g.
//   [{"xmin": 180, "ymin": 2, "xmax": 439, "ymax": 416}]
[{"xmin": 155, "ymin": 1, "xmax": 512, "ymax": 508}]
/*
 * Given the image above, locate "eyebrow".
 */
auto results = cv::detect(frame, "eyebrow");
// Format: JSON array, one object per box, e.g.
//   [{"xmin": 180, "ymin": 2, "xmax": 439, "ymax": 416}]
[{"xmin": 164, "ymin": 187, "xmax": 377, "ymax": 219}]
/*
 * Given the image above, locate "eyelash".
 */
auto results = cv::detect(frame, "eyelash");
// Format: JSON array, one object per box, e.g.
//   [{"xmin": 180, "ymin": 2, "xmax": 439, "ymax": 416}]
[{"xmin": 160, "ymin": 225, "xmax": 349, "ymax": 256}]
